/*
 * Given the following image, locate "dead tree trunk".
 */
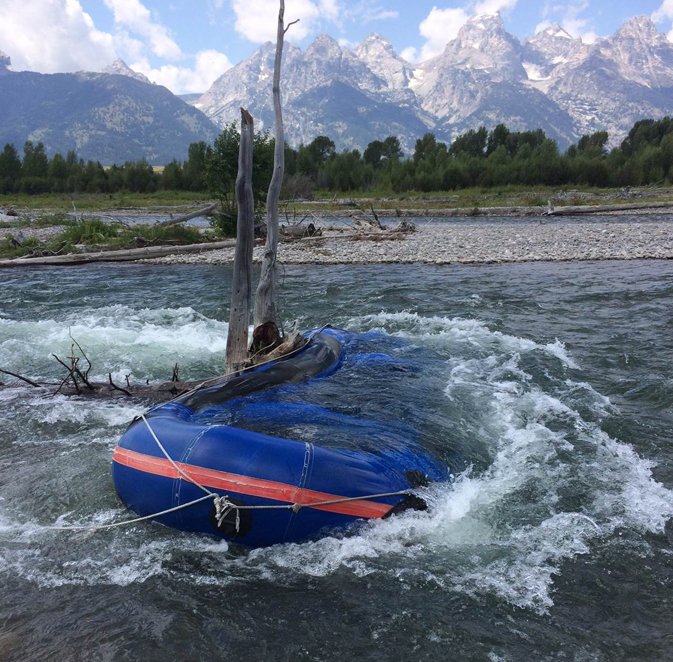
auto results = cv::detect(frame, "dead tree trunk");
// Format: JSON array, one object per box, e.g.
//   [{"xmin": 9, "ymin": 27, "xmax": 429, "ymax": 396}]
[
  {"xmin": 254, "ymin": 0, "xmax": 297, "ymax": 330},
  {"xmin": 155, "ymin": 202, "xmax": 219, "ymax": 227},
  {"xmin": 224, "ymin": 109, "xmax": 255, "ymax": 374},
  {"xmin": 545, "ymin": 201, "xmax": 673, "ymax": 216},
  {"xmin": 0, "ymin": 239, "xmax": 244, "ymax": 268}
]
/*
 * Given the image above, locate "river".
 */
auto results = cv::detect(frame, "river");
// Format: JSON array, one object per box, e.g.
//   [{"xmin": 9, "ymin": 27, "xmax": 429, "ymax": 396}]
[{"xmin": 0, "ymin": 260, "xmax": 672, "ymax": 660}]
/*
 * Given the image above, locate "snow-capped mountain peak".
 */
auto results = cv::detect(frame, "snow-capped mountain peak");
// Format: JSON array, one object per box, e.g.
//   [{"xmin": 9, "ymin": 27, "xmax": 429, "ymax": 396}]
[
  {"xmin": 589, "ymin": 15, "xmax": 673, "ymax": 88},
  {"xmin": 455, "ymin": 12, "xmax": 510, "ymax": 47},
  {"xmin": 305, "ymin": 33, "xmax": 342, "ymax": 61},
  {"xmin": 522, "ymin": 22, "xmax": 585, "ymax": 79},
  {"xmin": 354, "ymin": 33, "xmax": 414, "ymax": 92},
  {"xmin": 614, "ymin": 15, "xmax": 663, "ymax": 42},
  {"xmin": 438, "ymin": 10, "xmax": 524, "ymax": 82},
  {"xmin": 541, "ymin": 23, "xmax": 574, "ymax": 40},
  {"xmin": 355, "ymin": 33, "xmax": 396, "ymax": 56}
]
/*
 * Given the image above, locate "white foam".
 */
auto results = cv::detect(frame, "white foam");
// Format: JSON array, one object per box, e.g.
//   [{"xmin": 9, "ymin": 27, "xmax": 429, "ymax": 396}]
[
  {"xmin": 0, "ymin": 305, "xmax": 229, "ymax": 381},
  {"xmin": 32, "ymin": 396, "xmax": 139, "ymax": 427},
  {"xmin": 1, "ymin": 309, "xmax": 671, "ymax": 616},
  {"xmin": 347, "ymin": 311, "xmax": 578, "ymax": 368}
]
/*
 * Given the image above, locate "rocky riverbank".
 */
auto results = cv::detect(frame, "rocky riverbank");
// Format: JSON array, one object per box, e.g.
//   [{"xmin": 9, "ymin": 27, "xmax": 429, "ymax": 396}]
[{"xmin": 145, "ymin": 217, "xmax": 673, "ymax": 266}]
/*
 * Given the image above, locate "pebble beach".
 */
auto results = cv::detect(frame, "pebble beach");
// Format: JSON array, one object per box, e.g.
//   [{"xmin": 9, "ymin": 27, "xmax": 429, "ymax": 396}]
[{"xmin": 146, "ymin": 214, "xmax": 673, "ymax": 266}]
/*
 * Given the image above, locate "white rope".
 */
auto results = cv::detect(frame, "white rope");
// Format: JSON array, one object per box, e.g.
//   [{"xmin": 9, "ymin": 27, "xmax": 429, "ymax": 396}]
[
  {"xmin": 47, "ymin": 487, "xmax": 413, "ymax": 533},
  {"xmin": 226, "ymin": 491, "xmax": 412, "ymax": 512},
  {"xmin": 140, "ymin": 412, "xmax": 411, "ymax": 515},
  {"xmin": 140, "ymin": 414, "xmax": 213, "ymax": 496},
  {"xmin": 47, "ymin": 493, "xmax": 216, "ymax": 531}
]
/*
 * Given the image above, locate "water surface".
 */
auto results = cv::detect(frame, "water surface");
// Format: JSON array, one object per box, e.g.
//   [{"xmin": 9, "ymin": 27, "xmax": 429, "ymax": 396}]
[{"xmin": 0, "ymin": 260, "xmax": 672, "ymax": 661}]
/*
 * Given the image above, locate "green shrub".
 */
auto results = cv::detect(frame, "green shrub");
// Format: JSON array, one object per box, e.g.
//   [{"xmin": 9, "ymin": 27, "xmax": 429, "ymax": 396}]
[
  {"xmin": 133, "ymin": 224, "xmax": 204, "ymax": 244},
  {"xmin": 61, "ymin": 218, "xmax": 122, "ymax": 243}
]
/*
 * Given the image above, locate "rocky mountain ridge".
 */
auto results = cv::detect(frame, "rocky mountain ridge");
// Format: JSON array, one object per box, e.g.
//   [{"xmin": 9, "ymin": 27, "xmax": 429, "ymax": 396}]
[
  {"xmin": 102, "ymin": 59, "xmax": 152, "ymax": 85},
  {"xmin": 0, "ymin": 52, "xmax": 218, "ymax": 164}
]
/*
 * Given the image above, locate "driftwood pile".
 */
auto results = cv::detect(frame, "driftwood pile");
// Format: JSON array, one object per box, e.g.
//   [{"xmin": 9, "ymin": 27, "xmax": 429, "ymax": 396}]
[
  {"xmin": 0, "ymin": 338, "xmax": 196, "ymax": 401},
  {"xmin": 0, "ymin": 326, "xmax": 306, "ymax": 402}
]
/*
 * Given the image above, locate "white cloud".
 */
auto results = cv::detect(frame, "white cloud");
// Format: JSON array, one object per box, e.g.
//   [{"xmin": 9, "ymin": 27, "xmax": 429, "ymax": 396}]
[
  {"xmin": 358, "ymin": 9, "xmax": 399, "ymax": 23},
  {"xmin": 0, "ymin": 0, "xmax": 117, "ymax": 73},
  {"xmin": 103, "ymin": 0, "xmax": 183, "ymax": 59},
  {"xmin": 418, "ymin": 7, "xmax": 470, "ymax": 61},
  {"xmin": 537, "ymin": 0, "xmax": 600, "ymax": 43},
  {"xmin": 653, "ymin": 0, "xmax": 673, "ymax": 22},
  {"xmin": 0, "ymin": 0, "xmax": 233, "ymax": 95},
  {"xmin": 337, "ymin": 38, "xmax": 357, "ymax": 49},
  {"xmin": 231, "ymin": 0, "xmax": 323, "ymax": 42},
  {"xmin": 133, "ymin": 49, "xmax": 232, "ymax": 94},
  {"xmin": 400, "ymin": 46, "xmax": 418, "ymax": 62},
  {"xmin": 342, "ymin": 2, "xmax": 400, "ymax": 25},
  {"xmin": 653, "ymin": 0, "xmax": 673, "ymax": 41},
  {"xmin": 230, "ymin": 0, "xmax": 398, "ymax": 43},
  {"xmin": 474, "ymin": 0, "xmax": 517, "ymax": 15},
  {"xmin": 206, "ymin": 0, "xmax": 226, "ymax": 25},
  {"xmin": 414, "ymin": 0, "xmax": 519, "ymax": 62},
  {"xmin": 559, "ymin": 1, "xmax": 597, "ymax": 42},
  {"xmin": 318, "ymin": 0, "xmax": 341, "ymax": 22}
]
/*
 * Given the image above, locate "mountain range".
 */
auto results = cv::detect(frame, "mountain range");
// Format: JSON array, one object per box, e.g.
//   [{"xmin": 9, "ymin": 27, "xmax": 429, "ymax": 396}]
[
  {"xmin": 2, "ymin": 14, "xmax": 673, "ymax": 163},
  {"xmin": 196, "ymin": 14, "xmax": 673, "ymax": 153}
]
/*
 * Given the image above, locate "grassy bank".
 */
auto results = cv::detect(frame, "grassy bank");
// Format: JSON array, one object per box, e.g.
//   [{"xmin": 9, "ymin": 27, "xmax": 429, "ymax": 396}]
[
  {"xmin": 0, "ymin": 218, "xmax": 209, "ymax": 259},
  {"xmin": 299, "ymin": 185, "xmax": 673, "ymax": 212},
  {"xmin": 0, "ymin": 190, "xmax": 213, "ymax": 212},
  {"xmin": 3, "ymin": 185, "xmax": 672, "ymax": 215}
]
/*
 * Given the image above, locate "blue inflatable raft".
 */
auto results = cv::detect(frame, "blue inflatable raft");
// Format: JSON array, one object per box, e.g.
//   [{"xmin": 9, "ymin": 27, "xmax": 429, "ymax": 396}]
[{"xmin": 112, "ymin": 329, "xmax": 449, "ymax": 548}]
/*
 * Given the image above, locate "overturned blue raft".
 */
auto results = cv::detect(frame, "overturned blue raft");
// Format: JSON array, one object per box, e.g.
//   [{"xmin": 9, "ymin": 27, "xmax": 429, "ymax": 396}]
[{"xmin": 113, "ymin": 328, "xmax": 450, "ymax": 548}]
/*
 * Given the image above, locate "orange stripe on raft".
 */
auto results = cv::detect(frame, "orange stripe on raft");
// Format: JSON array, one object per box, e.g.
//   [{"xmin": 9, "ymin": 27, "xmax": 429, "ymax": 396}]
[{"xmin": 112, "ymin": 446, "xmax": 393, "ymax": 519}]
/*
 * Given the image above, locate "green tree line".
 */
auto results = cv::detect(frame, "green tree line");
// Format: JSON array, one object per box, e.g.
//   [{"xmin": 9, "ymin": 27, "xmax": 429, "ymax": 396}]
[{"xmin": 2, "ymin": 117, "xmax": 673, "ymax": 198}]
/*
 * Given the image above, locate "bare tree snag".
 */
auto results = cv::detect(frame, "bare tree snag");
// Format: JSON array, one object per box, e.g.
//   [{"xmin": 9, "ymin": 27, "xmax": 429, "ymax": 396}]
[
  {"xmin": 254, "ymin": 0, "xmax": 297, "ymax": 331},
  {"xmin": 224, "ymin": 108, "xmax": 255, "ymax": 374}
]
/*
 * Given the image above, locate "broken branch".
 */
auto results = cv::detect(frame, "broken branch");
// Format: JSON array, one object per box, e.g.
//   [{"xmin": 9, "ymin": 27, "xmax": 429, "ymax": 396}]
[
  {"xmin": 0, "ymin": 367, "xmax": 41, "ymax": 388},
  {"xmin": 109, "ymin": 373, "xmax": 132, "ymax": 396},
  {"xmin": 284, "ymin": 18, "xmax": 300, "ymax": 34}
]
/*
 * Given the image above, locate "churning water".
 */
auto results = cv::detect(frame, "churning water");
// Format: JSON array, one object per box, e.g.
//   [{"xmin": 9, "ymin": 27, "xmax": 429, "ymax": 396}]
[{"xmin": 0, "ymin": 260, "xmax": 672, "ymax": 661}]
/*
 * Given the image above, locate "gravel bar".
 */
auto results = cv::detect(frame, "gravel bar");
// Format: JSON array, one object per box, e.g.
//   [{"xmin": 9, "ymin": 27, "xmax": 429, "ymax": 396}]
[{"xmin": 143, "ymin": 218, "xmax": 673, "ymax": 266}]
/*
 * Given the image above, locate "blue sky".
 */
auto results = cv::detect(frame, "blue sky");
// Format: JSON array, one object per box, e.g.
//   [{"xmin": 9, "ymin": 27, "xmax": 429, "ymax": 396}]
[{"xmin": 0, "ymin": 0, "xmax": 670, "ymax": 94}]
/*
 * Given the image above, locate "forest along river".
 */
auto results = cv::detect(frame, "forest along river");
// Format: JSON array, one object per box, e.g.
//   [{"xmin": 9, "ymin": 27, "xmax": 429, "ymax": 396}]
[{"xmin": 0, "ymin": 260, "xmax": 672, "ymax": 661}]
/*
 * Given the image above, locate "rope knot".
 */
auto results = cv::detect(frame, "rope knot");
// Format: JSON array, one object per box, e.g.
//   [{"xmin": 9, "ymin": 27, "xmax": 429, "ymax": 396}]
[
  {"xmin": 213, "ymin": 495, "xmax": 242, "ymax": 533},
  {"xmin": 213, "ymin": 495, "xmax": 234, "ymax": 528}
]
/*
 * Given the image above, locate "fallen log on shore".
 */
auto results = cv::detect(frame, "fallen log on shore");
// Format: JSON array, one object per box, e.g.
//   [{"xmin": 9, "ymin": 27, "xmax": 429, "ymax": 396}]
[
  {"xmin": 0, "ymin": 238, "xmax": 262, "ymax": 267},
  {"xmin": 154, "ymin": 202, "xmax": 219, "ymax": 227},
  {"xmin": 545, "ymin": 201, "xmax": 673, "ymax": 216}
]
